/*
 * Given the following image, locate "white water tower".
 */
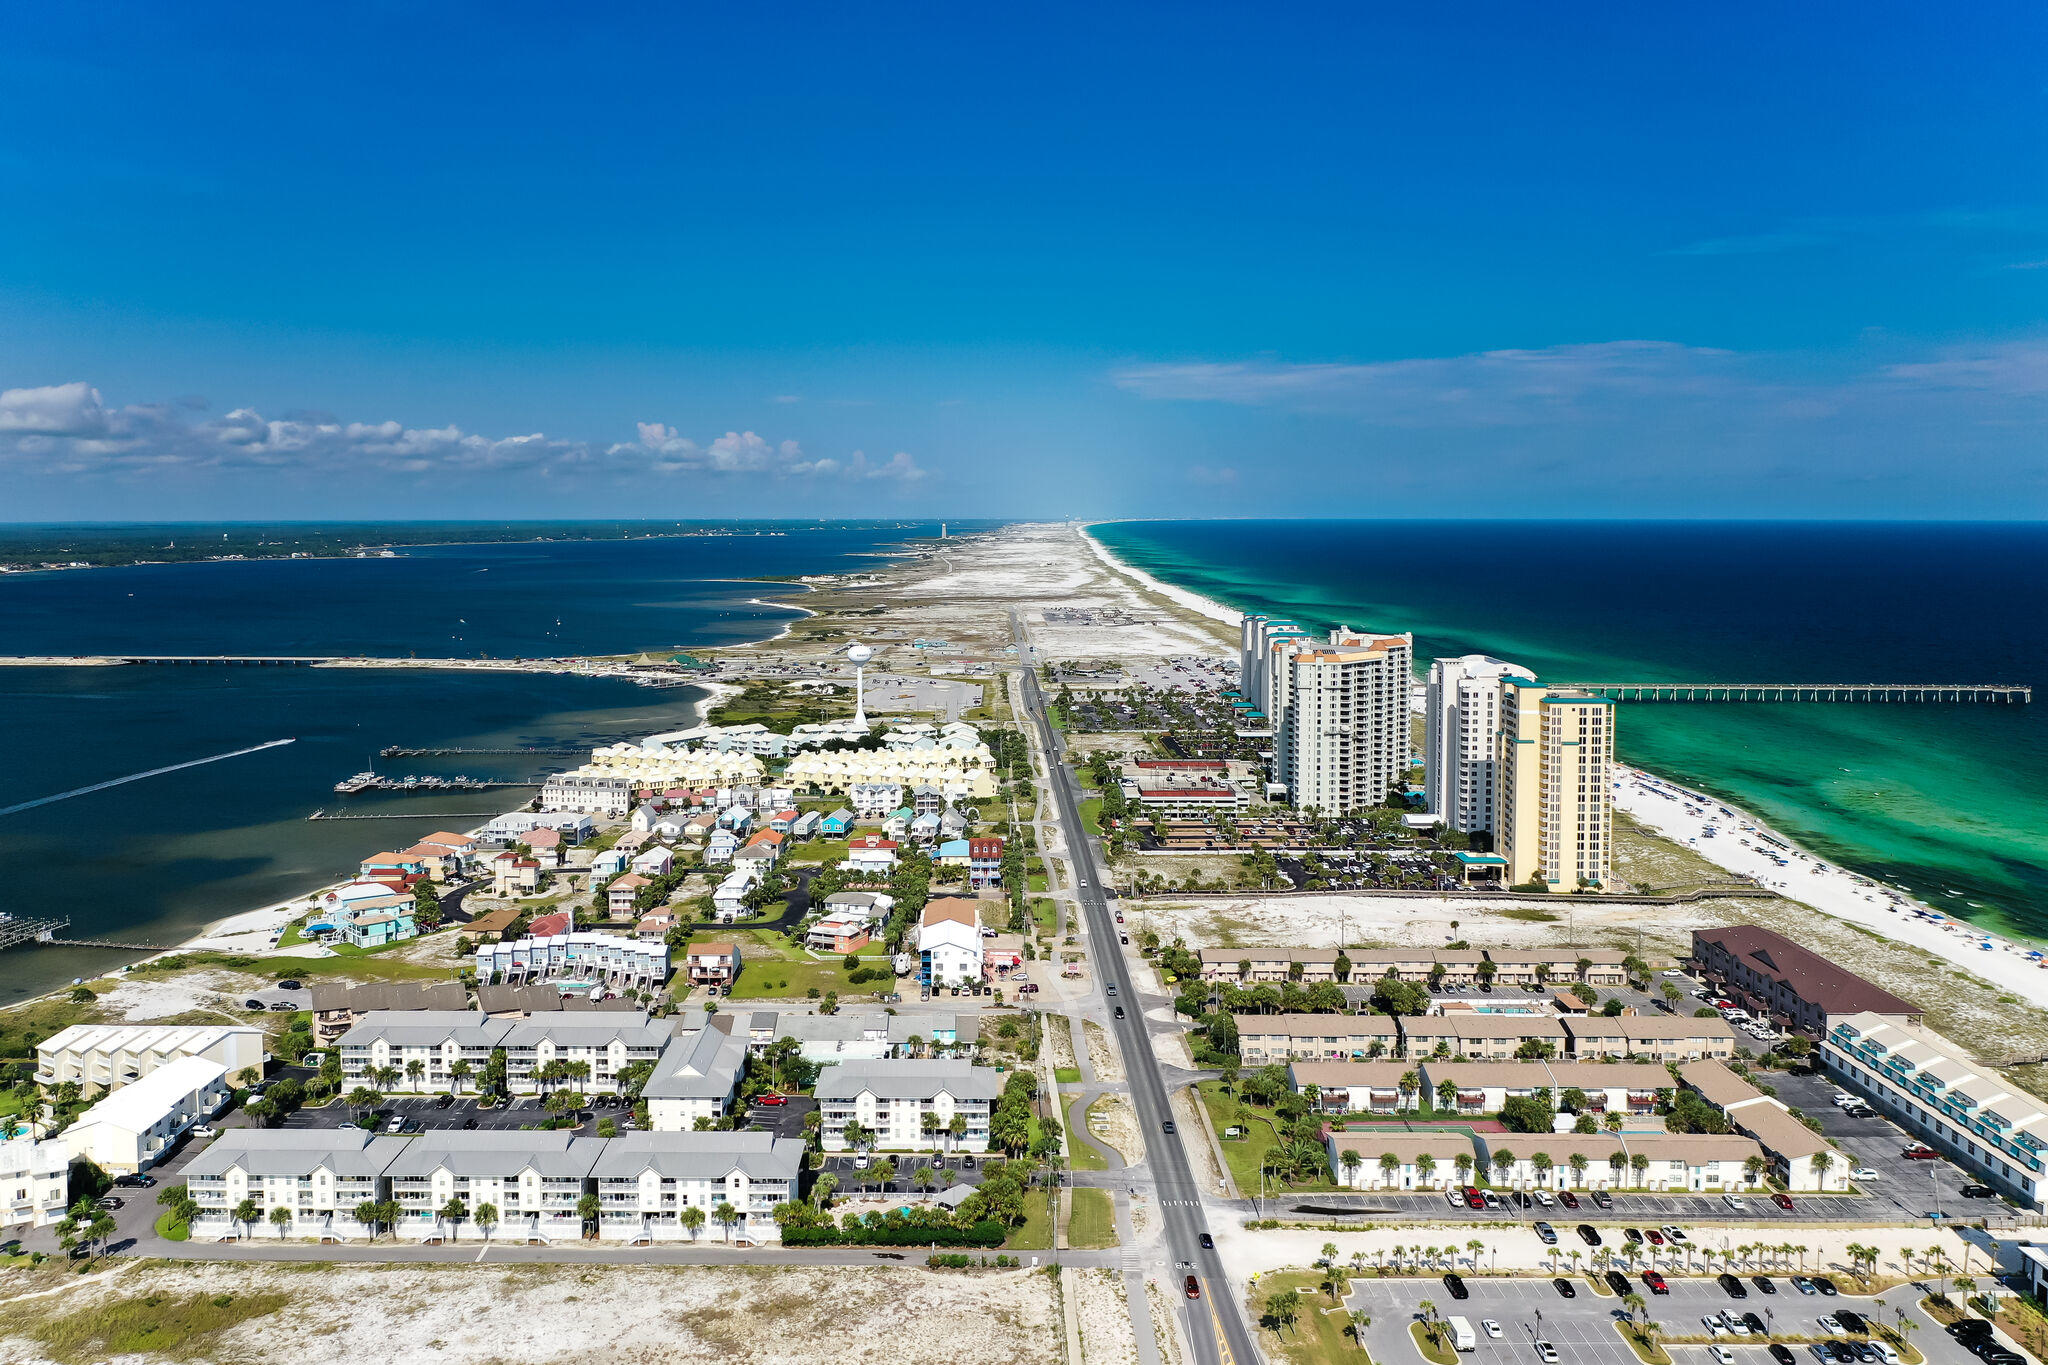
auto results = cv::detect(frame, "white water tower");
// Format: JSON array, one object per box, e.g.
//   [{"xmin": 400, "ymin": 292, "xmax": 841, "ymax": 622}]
[{"xmin": 847, "ymin": 642, "xmax": 874, "ymax": 726}]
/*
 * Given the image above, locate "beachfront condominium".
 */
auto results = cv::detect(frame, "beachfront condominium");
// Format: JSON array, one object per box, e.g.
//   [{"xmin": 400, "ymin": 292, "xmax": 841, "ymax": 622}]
[
  {"xmin": 1424, "ymin": 654, "xmax": 1536, "ymax": 834},
  {"xmin": 1495, "ymin": 678, "xmax": 1615, "ymax": 891},
  {"xmin": 1240, "ymin": 614, "xmax": 1312, "ymax": 724},
  {"xmin": 1275, "ymin": 629, "xmax": 1414, "ymax": 815}
]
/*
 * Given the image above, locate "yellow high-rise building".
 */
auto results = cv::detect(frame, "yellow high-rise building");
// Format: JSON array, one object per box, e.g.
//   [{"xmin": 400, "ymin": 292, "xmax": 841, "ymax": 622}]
[{"xmin": 1495, "ymin": 678, "xmax": 1615, "ymax": 891}]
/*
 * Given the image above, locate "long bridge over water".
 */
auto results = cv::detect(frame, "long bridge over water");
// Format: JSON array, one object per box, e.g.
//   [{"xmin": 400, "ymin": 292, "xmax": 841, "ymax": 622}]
[{"xmin": 1558, "ymin": 683, "xmax": 2030, "ymax": 703}]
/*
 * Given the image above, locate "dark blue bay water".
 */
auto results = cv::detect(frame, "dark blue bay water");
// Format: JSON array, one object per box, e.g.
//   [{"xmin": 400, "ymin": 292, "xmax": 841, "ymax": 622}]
[
  {"xmin": 0, "ymin": 524, "xmax": 951, "ymax": 1002},
  {"xmin": 1092, "ymin": 520, "xmax": 2048, "ymax": 941}
]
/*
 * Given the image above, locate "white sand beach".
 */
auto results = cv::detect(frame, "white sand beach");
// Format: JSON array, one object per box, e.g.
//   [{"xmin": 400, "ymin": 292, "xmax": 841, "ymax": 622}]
[
  {"xmin": 1079, "ymin": 522, "xmax": 1243, "ymax": 627},
  {"xmin": 1612, "ymin": 764, "xmax": 2048, "ymax": 1009}
]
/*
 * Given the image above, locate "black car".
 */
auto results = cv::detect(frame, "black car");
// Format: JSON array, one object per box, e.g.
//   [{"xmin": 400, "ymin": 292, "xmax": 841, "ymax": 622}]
[
  {"xmin": 1968, "ymin": 1342, "xmax": 2006, "ymax": 1362},
  {"xmin": 1198, "ymin": 1233, "xmax": 1213, "ymax": 1250},
  {"xmin": 1985, "ymin": 1353, "xmax": 2025, "ymax": 1365},
  {"xmin": 1743, "ymin": 1313, "xmax": 1766, "ymax": 1335},
  {"xmin": 1113, "ymin": 1006, "xmax": 1126, "ymax": 1019},
  {"xmin": 1534, "ymin": 1221, "xmax": 1557, "ymax": 1245},
  {"xmin": 1853, "ymin": 1345, "xmax": 1879, "ymax": 1364},
  {"xmin": 1514, "ymin": 1191, "xmax": 1533, "ymax": 1208},
  {"xmin": 435, "ymin": 1094, "xmax": 454, "ymax": 1108},
  {"xmin": 277, "ymin": 978, "xmax": 302, "ymax": 990},
  {"xmin": 1444, "ymin": 1273, "xmax": 1469, "ymax": 1300},
  {"xmin": 113, "ymin": 1173, "xmax": 157, "ymax": 1188},
  {"xmin": 1605, "ymin": 1271, "xmax": 1631, "ymax": 1297},
  {"xmin": 1576, "ymin": 1224, "xmax": 1602, "ymax": 1246},
  {"xmin": 1770, "ymin": 1346, "xmax": 1797, "ymax": 1365},
  {"xmin": 1162, "ymin": 1120, "xmax": 1176, "ymax": 1135},
  {"xmin": 1552, "ymin": 1278, "xmax": 1575, "ymax": 1299},
  {"xmin": 1719, "ymin": 1273, "xmax": 1749, "ymax": 1298},
  {"xmin": 1623, "ymin": 1227, "xmax": 1645, "ymax": 1244},
  {"xmin": 1753, "ymin": 1276, "xmax": 1777, "ymax": 1295},
  {"xmin": 1949, "ymin": 1323, "xmax": 1994, "ymax": 1343},
  {"xmin": 1961, "ymin": 1184, "xmax": 1998, "ymax": 1199},
  {"xmin": 1813, "ymin": 1276, "xmax": 1838, "ymax": 1297},
  {"xmin": 1836, "ymin": 1311, "xmax": 1866, "ymax": 1334},
  {"xmin": 461, "ymin": 1116, "xmax": 478, "ymax": 1129},
  {"xmin": 1825, "ymin": 1342, "xmax": 1856, "ymax": 1363}
]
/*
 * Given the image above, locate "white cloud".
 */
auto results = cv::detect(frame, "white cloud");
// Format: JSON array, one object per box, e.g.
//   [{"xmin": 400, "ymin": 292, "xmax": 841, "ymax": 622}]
[
  {"xmin": 1, "ymin": 384, "xmax": 929, "ymax": 485},
  {"xmin": 1113, "ymin": 341, "xmax": 1748, "ymax": 426}
]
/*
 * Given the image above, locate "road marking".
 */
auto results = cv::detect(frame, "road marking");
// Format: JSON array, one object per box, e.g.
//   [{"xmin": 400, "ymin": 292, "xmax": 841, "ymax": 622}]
[
  {"xmin": 1206, "ymin": 1289, "xmax": 1236, "ymax": 1365},
  {"xmin": 474, "ymin": 1242, "xmax": 491, "ymax": 1263}
]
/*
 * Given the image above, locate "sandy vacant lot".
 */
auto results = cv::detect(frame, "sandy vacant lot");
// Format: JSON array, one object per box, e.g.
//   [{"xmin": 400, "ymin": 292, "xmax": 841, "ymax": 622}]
[{"xmin": 0, "ymin": 1261, "xmax": 1063, "ymax": 1365}]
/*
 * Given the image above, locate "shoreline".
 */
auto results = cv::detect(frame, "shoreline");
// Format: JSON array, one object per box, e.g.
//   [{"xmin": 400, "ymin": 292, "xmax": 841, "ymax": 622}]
[
  {"xmin": 1078, "ymin": 519, "xmax": 2048, "ymax": 1012},
  {"xmin": 1078, "ymin": 522, "xmax": 1241, "ymax": 627}
]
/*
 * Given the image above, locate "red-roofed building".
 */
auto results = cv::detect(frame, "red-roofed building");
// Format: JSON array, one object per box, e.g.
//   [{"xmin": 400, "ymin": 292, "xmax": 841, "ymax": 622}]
[
  {"xmin": 769, "ymin": 808, "xmax": 799, "ymax": 834},
  {"xmin": 607, "ymin": 872, "xmax": 652, "ymax": 916},
  {"xmin": 844, "ymin": 834, "xmax": 899, "ymax": 874},
  {"xmin": 526, "ymin": 910, "xmax": 573, "ymax": 939},
  {"xmin": 968, "ymin": 837, "xmax": 1005, "ymax": 888}
]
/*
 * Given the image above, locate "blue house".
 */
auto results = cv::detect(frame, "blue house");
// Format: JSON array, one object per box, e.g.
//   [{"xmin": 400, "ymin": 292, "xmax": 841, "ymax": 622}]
[{"xmin": 821, "ymin": 808, "xmax": 855, "ymax": 837}]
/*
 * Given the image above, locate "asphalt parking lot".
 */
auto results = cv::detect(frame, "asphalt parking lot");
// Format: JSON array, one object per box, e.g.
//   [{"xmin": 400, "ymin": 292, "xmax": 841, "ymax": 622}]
[
  {"xmin": 816, "ymin": 1149, "xmax": 986, "ymax": 1196},
  {"xmin": 277, "ymin": 1095, "xmax": 617, "ymax": 1136},
  {"xmin": 1770, "ymin": 1071, "xmax": 1999, "ymax": 1219},
  {"xmin": 741, "ymin": 1095, "xmax": 816, "ymax": 1140},
  {"xmin": 1343, "ymin": 1276, "xmax": 1978, "ymax": 1365}
]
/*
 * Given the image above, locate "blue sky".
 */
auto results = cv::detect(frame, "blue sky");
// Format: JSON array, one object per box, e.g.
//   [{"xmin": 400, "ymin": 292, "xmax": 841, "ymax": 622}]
[{"xmin": 3, "ymin": 2, "xmax": 2046, "ymax": 520}]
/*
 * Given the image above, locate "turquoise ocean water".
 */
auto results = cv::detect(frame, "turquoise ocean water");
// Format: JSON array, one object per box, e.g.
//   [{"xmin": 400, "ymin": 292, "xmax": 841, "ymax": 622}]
[{"xmin": 1090, "ymin": 520, "xmax": 2048, "ymax": 942}]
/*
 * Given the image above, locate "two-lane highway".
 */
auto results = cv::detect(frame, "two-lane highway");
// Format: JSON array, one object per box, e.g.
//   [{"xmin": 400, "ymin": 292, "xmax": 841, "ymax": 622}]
[{"xmin": 1014, "ymin": 621, "xmax": 1259, "ymax": 1365}]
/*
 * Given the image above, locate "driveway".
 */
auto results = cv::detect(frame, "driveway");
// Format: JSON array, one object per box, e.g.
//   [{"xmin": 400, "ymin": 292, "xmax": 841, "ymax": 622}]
[{"xmin": 1772, "ymin": 1071, "xmax": 2006, "ymax": 1220}]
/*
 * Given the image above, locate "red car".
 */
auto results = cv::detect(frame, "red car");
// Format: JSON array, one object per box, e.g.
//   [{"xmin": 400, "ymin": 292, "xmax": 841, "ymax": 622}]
[
  {"xmin": 1463, "ymin": 1186, "xmax": 1485, "ymax": 1209},
  {"xmin": 1903, "ymin": 1144, "xmax": 1938, "ymax": 1160},
  {"xmin": 1772, "ymin": 1192, "xmax": 1795, "ymax": 1210},
  {"xmin": 1184, "ymin": 1274, "xmax": 1201, "ymax": 1300},
  {"xmin": 1558, "ymin": 1191, "xmax": 1580, "ymax": 1209},
  {"xmin": 1645, "ymin": 1229, "xmax": 1666, "ymax": 1245},
  {"xmin": 756, "ymin": 1093, "xmax": 788, "ymax": 1107},
  {"xmin": 1641, "ymin": 1272, "xmax": 1669, "ymax": 1295}
]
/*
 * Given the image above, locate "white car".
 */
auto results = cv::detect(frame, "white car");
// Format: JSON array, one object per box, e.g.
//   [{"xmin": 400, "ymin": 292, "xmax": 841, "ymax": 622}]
[
  {"xmin": 1831, "ymin": 1093, "xmax": 1858, "ymax": 1107},
  {"xmin": 1535, "ymin": 1343, "xmax": 1558, "ymax": 1365},
  {"xmin": 1723, "ymin": 1194, "xmax": 1746, "ymax": 1211},
  {"xmin": 1702, "ymin": 1318, "xmax": 1726, "ymax": 1337},
  {"xmin": 1851, "ymin": 1167, "xmax": 1881, "ymax": 1181},
  {"xmin": 1482, "ymin": 1320, "xmax": 1502, "ymax": 1339},
  {"xmin": 1711, "ymin": 1348, "xmax": 1736, "ymax": 1365},
  {"xmin": 192, "ymin": 1124, "xmax": 218, "ymax": 1139},
  {"xmin": 853, "ymin": 1153, "xmax": 870, "ymax": 1169},
  {"xmin": 1661, "ymin": 1226, "xmax": 1689, "ymax": 1243},
  {"xmin": 1818, "ymin": 1316, "xmax": 1845, "ymax": 1335},
  {"xmin": 1533, "ymin": 1190, "xmax": 1554, "ymax": 1207},
  {"xmin": 1663, "ymin": 969, "xmax": 1687, "ymax": 977},
  {"xmin": 1724, "ymin": 1316, "xmax": 1752, "ymax": 1336}
]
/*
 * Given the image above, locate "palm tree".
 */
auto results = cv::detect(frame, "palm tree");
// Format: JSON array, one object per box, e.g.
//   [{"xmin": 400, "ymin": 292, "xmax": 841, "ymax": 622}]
[
  {"xmin": 1491, "ymin": 1149, "xmax": 1515, "ymax": 1186},
  {"xmin": 1531, "ymin": 1152, "xmax": 1554, "ymax": 1187},
  {"xmin": 1379, "ymin": 1153, "xmax": 1401, "ymax": 1188},
  {"xmin": 405, "ymin": 1059, "xmax": 426, "ymax": 1090},
  {"xmin": 1341, "ymin": 1149, "xmax": 1363, "ymax": 1186},
  {"xmin": 450, "ymin": 1060, "xmax": 473, "ymax": 1095},
  {"xmin": 1454, "ymin": 1152, "xmax": 1474, "ymax": 1182},
  {"xmin": 439, "ymin": 1196, "xmax": 468, "ymax": 1240},
  {"xmin": 374, "ymin": 1064, "xmax": 401, "ymax": 1092},
  {"xmin": 269, "ymin": 1206, "xmax": 293, "ymax": 1239},
  {"xmin": 1569, "ymin": 1152, "xmax": 1589, "ymax": 1187},
  {"xmin": 355, "ymin": 1199, "xmax": 384, "ymax": 1240},
  {"xmin": 715, "ymin": 1201, "xmax": 741, "ymax": 1242},
  {"xmin": 1743, "ymin": 1155, "xmax": 1766, "ymax": 1187},
  {"xmin": 682, "ymin": 1205, "xmax": 707, "ymax": 1241},
  {"xmin": 232, "ymin": 1197, "xmax": 260, "ymax": 1240},
  {"xmin": 1416, "ymin": 1154, "xmax": 1438, "ymax": 1188},
  {"xmin": 1812, "ymin": 1150, "xmax": 1834, "ymax": 1187},
  {"xmin": 1466, "ymin": 1239, "xmax": 1483, "ymax": 1270},
  {"xmin": 475, "ymin": 1201, "xmax": 499, "ymax": 1242}
]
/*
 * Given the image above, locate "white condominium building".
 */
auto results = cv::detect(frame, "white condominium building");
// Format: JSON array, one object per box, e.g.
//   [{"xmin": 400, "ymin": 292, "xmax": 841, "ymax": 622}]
[
  {"xmin": 1277, "ymin": 629, "xmax": 1414, "ymax": 815},
  {"xmin": 1424, "ymin": 654, "xmax": 1535, "ymax": 833},
  {"xmin": 1495, "ymin": 678, "xmax": 1615, "ymax": 890},
  {"xmin": 815, "ymin": 1060, "xmax": 999, "ymax": 1152},
  {"xmin": 36, "ymin": 1023, "xmax": 266, "ymax": 1092},
  {"xmin": 0, "ymin": 1134, "xmax": 71, "ymax": 1230}
]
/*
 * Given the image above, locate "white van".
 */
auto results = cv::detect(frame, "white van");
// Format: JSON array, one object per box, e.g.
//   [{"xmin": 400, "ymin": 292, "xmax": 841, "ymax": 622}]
[{"xmin": 1447, "ymin": 1317, "xmax": 1477, "ymax": 1353}]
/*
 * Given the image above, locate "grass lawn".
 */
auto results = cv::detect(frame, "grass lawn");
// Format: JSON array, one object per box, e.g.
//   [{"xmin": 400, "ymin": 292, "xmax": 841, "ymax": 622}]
[
  {"xmin": 0, "ymin": 986, "xmax": 109, "ymax": 1064},
  {"xmin": 1197, "ymin": 1081, "xmax": 1343, "ymax": 1195},
  {"xmin": 1067, "ymin": 1187, "xmax": 1117, "ymax": 1249},
  {"xmin": 1615, "ymin": 1323, "xmax": 1672, "ymax": 1365},
  {"xmin": 1254, "ymin": 1270, "xmax": 1368, "ymax": 1365},
  {"xmin": 154, "ymin": 1211, "xmax": 190, "ymax": 1242},
  {"xmin": 1079, "ymin": 797, "xmax": 1104, "ymax": 834},
  {"xmin": 1410, "ymin": 1322, "xmax": 1458, "ymax": 1365},
  {"xmin": 1064, "ymin": 1096, "xmax": 1107, "ymax": 1171},
  {"xmin": 783, "ymin": 839, "xmax": 851, "ymax": 866},
  {"xmin": 1006, "ymin": 1192, "xmax": 1055, "ymax": 1250},
  {"xmin": 1031, "ymin": 899, "xmax": 1057, "ymax": 934},
  {"xmin": 1055, "ymin": 1066, "xmax": 1082, "ymax": 1085}
]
